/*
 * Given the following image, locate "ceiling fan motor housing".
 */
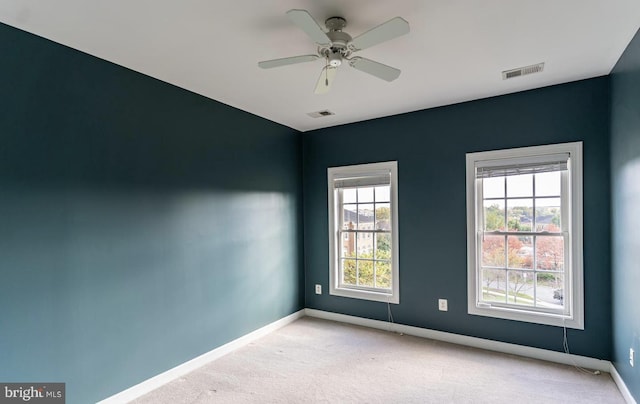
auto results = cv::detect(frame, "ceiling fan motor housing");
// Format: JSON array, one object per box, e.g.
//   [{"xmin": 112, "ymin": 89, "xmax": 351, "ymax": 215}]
[
  {"xmin": 320, "ymin": 29, "xmax": 353, "ymax": 64},
  {"xmin": 327, "ymin": 30, "xmax": 351, "ymax": 49}
]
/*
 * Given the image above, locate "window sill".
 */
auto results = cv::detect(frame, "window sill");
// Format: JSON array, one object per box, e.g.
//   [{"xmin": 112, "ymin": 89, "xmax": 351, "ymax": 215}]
[
  {"xmin": 330, "ymin": 286, "xmax": 399, "ymax": 304},
  {"xmin": 468, "ymin": 303, "xmax": 583, "ymax": 329}
]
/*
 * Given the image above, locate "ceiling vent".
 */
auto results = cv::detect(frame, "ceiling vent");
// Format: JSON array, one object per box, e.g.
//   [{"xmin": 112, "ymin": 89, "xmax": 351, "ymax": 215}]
[
  {"xmin": 307, "ymin": 110, "xmax": 335, "ymax": 118},
  {"xmin": 502, "ymin": 63, "xmax": 544, "ymax": 80}
]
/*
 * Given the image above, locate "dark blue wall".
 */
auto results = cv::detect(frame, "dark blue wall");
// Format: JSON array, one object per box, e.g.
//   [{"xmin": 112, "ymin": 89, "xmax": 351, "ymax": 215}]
[
  {"xmin": 0, "ymin": 23, "xmax": 303, "ymax": 404},
  {"xmin": 611, "ymin": 28, "xmax": 640, "ymax": 402},
  {"xmin": 303, "ymin": 78, "xmax": 611, "ymax": 359}
]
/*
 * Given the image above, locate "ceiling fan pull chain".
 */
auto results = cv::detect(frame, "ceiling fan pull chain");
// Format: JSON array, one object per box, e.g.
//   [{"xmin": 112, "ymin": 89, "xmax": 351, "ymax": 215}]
[{"xmin": 325, "ymin": 56, "xmax": 329, "ymax": 86}]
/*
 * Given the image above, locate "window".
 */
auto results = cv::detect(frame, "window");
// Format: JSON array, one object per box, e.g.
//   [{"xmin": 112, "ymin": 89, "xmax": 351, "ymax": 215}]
[
  {"xmin": 466, "ymin": 142, "xmax": 583, "ymax": 329},
  {"xmin": 328, "ymin": 161, "xmax": 399, "ymax": 303}
]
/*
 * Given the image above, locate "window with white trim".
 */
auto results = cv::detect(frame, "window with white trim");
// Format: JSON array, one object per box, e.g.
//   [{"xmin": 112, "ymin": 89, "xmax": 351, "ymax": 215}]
[
  {"xmin": 466, "ymin": 142, "xmax": 583, "ymax": 329},
  {"xmin": 328, "ymin": 161, "xmax": 399, "ymax": 303}
]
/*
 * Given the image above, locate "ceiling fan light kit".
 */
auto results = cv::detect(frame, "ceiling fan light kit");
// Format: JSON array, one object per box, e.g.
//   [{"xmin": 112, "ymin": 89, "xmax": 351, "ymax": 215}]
[{"xmin": 258, "ymin": 9, "xmax": 410, "ymax": 94}]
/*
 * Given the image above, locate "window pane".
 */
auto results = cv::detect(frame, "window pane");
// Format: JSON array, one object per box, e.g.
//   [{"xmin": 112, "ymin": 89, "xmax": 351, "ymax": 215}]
[
  {"xmin": 358, "ymin": 260, "xmax": 374, "ymax": 287},
  {"xmin": 536, "ymin": 236, "xmax": 564, "ymax": 271},
  {"xmin": 375, "ymin": 261, "xmax": 391, "ymax": 289},
  {"xmin": 481, "ymin": 268, "xmax": 506, "ymax": 303},
  {"xmin": 343, "ymin": 204, "xmax": 357, "ymax": 230},
  {"xmin": 507, "ymin": 270, "xmax": 534, "ymax": 306},
  {"xmin": 536, "ymin": 273, "xmax": 564, "ymax": 309},
  {"xmin": 507, "ymin": 199, "xmax": 533, "ymax": 231},
  {"xmin": 342, "ymin": 259, "xmax": 356, "ymax": 285},
  {"xmin": 375, "ymin": 186, "xmax": 390, "ymax": 202},
  {"xmin": 358, "ymin": 187, "xmax": 374, "ymax": 203},
  {"xmin": 343, "ymin": 188, "xmax": 357, "ymax": 203},
  {"xmin": 375, "ymin": 233, "xmax": 392, "ymax": 260},
  {"xmin": 340, "ymin": 232, "xmax": 356, "ymax": 258},
  {"xmin": 535, "ymin": 198, "xmax": 561, "ymax": 231},
  {"xmin": 535, "ymin": 171, "xmax": 561, "ymax": 197},
  {"xmin": 357, "ymin": 235, "xmax": 373, "ymax": 258},
  {"xmin": 483, "ymin": 176, "xmax": 505, "ymax": 198},
  {"xmin": 358, "ymin": 204, "xmax": 374, "ymax": 230},
  {"xmin": 375, "ymin": 203, "xmax": 391, "ymax": 230},
  {"xmin": 508, "ymin": 236, "xmax": 533, "ymax": 269},
  {"xmin": 484, "ymin": 200, "xmax": 505, "ymax": 231},
  {"xmin": 482, "ymin": 235, "xmax": 505, "ymax": 267},
  {"xmin": 507, "ymin": 174, "xmax": 533, "ymax": 197}
]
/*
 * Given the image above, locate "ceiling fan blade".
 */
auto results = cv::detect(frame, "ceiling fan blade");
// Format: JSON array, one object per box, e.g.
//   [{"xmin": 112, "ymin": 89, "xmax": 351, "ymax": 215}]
[
  {"xmin": 349, "ymin": 17, "xmax": 410, "ymax": 51},
  {"xmin": 286, "ymin": 9, "xmax": 331, "ymax": 46},
  {"xmin": 258, "ymin": 55, "xmax": 319, "ymax": 69},
  {"xmin": 349, "ymin": 57, "xmax": 401, "ymax": 82},
  {"xmin": 314, "ymin": 66, "xmax": 337, "ymax": 94}
]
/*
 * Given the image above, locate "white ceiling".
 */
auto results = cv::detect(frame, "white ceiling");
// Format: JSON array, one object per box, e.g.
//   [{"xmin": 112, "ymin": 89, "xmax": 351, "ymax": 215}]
[{"xmin": 1, "ymin": 1, "xmax": 639, "ymax": 132}]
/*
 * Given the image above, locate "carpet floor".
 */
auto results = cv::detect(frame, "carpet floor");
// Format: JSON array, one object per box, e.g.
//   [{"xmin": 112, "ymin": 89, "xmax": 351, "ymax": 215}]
[{"xmin": 133, "ymin": 317, "xmax": 624, "ymax": 403}]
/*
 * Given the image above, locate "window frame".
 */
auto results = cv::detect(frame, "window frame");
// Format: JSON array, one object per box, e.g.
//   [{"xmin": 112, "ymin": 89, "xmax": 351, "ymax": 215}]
[
  {"xmin": 328, "ymin": 161, "xmax": 400, "ymax": 304},
  {"xmin": 466, "ymin": 142, "xmax": 584, "ymax": 329}
]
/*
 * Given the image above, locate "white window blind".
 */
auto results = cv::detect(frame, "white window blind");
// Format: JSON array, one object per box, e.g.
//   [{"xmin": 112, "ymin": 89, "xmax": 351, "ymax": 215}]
[
  {"xmin": 476, "ymin": 153, "xmax": 569, "ymax": 178},
  {"xmin": 332, "ymin": 170, "xmax": 391, "ymax": 188}
]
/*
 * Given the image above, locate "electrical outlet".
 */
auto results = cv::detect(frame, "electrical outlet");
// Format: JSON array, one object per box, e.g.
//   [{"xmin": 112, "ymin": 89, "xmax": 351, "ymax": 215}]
[
  {"xmin": 438, "ymin": 299, "xmax": 448, "ymax": 311},
  {"xmin": 630, "ymin": 348, "xmax": 635, "ymax": 367},
  {"xmin": 315, "ymin": 284, "xmax": 322, "ymax": 295}
]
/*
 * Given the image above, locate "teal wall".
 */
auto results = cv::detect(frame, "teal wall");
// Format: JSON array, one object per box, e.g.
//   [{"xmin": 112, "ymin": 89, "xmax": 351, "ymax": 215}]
[
  {"xmin": 303, "ymin": 77, "xmax": 612, "ymax": 359},
  {"xmin": 0, "ymin": 23, "xmax": 303, "ymax": 404},
  {"xmin": 611, "ymin": 28, "xmax": 640, "ymax": 401}
]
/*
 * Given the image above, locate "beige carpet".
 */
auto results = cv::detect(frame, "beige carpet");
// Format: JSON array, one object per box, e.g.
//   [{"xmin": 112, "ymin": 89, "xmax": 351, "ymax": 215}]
[{"xmin": 132, "ymin": 317, "xmax": 624, "ymax": 403}]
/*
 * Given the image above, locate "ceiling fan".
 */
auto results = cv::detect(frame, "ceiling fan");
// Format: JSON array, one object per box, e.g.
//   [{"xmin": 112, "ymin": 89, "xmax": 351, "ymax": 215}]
[{"xmin": 258, "ymin": 9, "xmax": 410, "ymax": 94}]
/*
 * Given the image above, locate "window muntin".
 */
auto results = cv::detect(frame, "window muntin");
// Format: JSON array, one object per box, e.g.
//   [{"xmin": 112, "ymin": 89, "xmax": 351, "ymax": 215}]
[
  {"xmin": 328, "ymin": 161, "xmax": 399, "ymax": 303},
  {"xmin": 466, "ymin": 143, "xmax": 583, "ymax": 329}
]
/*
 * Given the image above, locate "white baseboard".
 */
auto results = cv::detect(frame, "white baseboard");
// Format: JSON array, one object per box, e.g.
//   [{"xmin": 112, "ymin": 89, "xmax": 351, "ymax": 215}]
[
  {"xmin": 304, "ymin": 308, "xmax": 612, "ymax": 372},
  {"xmin": 610, "ymin": 364, "xmax": 638, "ymax": 404},
  {"xmin": 96, "ymin": 309, "xmax": 305, "ymax": 404}
]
